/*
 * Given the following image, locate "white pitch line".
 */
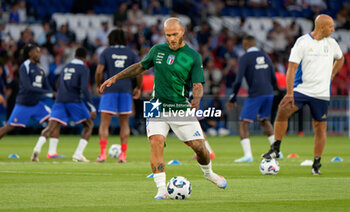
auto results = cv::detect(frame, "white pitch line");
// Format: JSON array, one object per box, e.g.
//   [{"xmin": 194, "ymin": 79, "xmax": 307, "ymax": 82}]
[{"xmin": 0, "ymin": 170, "xmax": 113, "ymax": 176}]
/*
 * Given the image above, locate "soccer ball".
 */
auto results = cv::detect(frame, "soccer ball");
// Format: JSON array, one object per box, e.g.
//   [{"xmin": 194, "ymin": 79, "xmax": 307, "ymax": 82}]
[
  {"xmin": 108, "ymin": 144, "xmax": 121, "ymax": 158},
  {"xmin": 167, "ymin": 176, "xmax": 192, "ymax": 200},
  {"xmin": 260, "ymin": 158, "xmax": 280, "ymax": 175}
]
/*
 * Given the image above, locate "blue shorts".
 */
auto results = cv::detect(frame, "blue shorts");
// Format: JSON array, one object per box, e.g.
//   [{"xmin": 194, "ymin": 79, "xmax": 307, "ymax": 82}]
[
  {"xmin": 294, "ymin": 91, "xmax": 329, "ymax": 121},
  {"xmin": 8, "ymin": 102, "xmax": 51, "ymax": 127},
  {"xmin": 50, "ymin": 102, "xmax": 91, "ymax": 126},
  {"xmin": 99, "ymin": 92, "xmax": 132, "ymax": 115},
  {"xmin": 240, "ymin": 94, "xmax": 274, "ymax": 122}
]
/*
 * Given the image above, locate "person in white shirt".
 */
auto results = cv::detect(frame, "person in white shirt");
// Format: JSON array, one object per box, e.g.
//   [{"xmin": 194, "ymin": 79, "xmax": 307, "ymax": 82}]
[{"xmin": 262, "ymin": 14, "xmax": 344, "ymax": 175}]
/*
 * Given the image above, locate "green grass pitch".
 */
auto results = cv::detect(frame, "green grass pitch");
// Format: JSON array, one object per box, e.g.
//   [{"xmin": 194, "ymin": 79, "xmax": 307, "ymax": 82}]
[{"xmin": 0, "ymin": 135, "xmax": 349, "ymax": 211}]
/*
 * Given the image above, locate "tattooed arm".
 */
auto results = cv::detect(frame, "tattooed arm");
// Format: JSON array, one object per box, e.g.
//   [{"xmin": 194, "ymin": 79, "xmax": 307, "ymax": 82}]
[
  {"xmin": 191, "ymin": 82, "xmax": 203, "ymax": 110},
  {"xmin": 99, "ymin": 62, "xmax": 146, "ymax": 93}
]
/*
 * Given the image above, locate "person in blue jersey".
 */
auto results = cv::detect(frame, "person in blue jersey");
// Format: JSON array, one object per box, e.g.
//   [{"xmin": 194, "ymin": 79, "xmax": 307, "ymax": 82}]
[
  {"xmin": 0, "ymin": 44, "xmax": 52, "ymax": 138},
  {"xmin": 95, "ymin": 29, "xmax": 142, "ymax": 163},
  {"xmin": 31, "ymin": 48, "xmax": 96, "ymax": 162},
  {"xmin": 226, "ymin": 35, "xmax": 281, "ymax": 163},
  {"xmin": 262, "ymin": 15, "xmax": 344, "ymax": 175}
]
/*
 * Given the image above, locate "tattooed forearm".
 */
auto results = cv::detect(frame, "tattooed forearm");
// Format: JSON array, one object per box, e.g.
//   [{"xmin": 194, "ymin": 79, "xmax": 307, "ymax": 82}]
[
  {"xmin": 192, "ymin": 83, "xmax": 203, "ymax": 100},
  {"xmin": 113, "ymin": 62, "xmax": 145, "ymax": 82}
]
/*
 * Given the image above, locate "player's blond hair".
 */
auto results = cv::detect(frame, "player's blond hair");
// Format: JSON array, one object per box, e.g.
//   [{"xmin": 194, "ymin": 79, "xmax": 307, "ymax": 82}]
[{"xmin": 163, "ymin": 17, "xmax": 183, "ymax": 28}]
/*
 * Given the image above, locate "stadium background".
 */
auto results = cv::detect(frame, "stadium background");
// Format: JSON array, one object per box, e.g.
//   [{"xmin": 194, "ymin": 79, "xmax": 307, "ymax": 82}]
[{"xmin": 0, "ymin": 0, "xmax": 349, "ymax": 136}]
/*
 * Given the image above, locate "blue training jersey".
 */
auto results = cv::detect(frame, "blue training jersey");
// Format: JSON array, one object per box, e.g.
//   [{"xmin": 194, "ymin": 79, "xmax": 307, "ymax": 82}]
[
  {"xmin": 56, "ymin": 59, "xmax": 92, "ymax": 105},
  {"xmin": 230, "ymin": 47, "xmax": 277, "ymax": 102},
  {"xmin": 16, "ymin": 59, "xmax": 51, "ymax": 106},
  {"xmin": 99, "ymin": 45, "xmax": 139, "ymax": 93}
]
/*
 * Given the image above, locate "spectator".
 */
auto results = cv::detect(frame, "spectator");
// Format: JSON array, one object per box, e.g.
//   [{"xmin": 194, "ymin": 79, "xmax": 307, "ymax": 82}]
[
  {"xmin": 217, "ymin": 38, "xmax": 238, "ymax": 66},
  {"xmin": 267, "ymin": 21, "xmax": 288, "ymax": 61},
  {"xmin": 146, "ymin": 0, "xmax": 162, "ymax": 14},
  {"xmin": 55, "ymin": 24, "xmax": 76, "ymax": 47},
  {"xmin": 222, "ymin": 58, "xmax": 237, "ymax": 94},
  {"xmin": 248, "ymin": 0, "xmax": 268, "ymax": 8},
  {"xmin": 18, "ymin": 0, "xmax": 27, "ymax": 23},
  {"xmin": 9, "ymin": 3, "xmax": 20, "ymax": 24},
  {"xmin": 127, "ymin": 3, "xmax": 143, "ymax": 25},
  {"xmin": 196, "ymin": 21, "xmax": 212, "ymax": 47},
  {"xmin": 113, "ymin": 2, "xmax": 128, "ymax": 27},
  {"xmin": 204, "ymin": 59, "xmax": 222, "ymax": 94},
  {"xmin": 96, "ymin": 21, "xmax": 110, "ymax": 47}
]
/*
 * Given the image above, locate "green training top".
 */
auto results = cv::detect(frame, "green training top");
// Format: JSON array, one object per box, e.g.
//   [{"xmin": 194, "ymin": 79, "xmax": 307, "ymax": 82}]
[{"xmin": 141, "ymin": 43, "xmax": 204, "ymax": 110}]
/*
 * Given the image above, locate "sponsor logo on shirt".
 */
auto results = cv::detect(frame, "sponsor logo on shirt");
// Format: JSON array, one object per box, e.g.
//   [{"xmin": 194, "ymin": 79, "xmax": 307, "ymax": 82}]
[{"xmin": 255, "ymin": 56, "xmax": 268, "ymax": 69}]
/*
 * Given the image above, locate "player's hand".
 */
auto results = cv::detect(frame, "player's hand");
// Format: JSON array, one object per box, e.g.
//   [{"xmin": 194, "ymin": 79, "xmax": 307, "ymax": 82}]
[
  {"xmin": 96, "ymin": 86, "xmax": 102, "ymax": 96},
  {"xmin": 191, "ymin": 98, "xmax": 200, "ymax": 110},
  {"xmin": 99, "ymin": 77, "xmax": 115, "ymax": 94},
  {"xmin": 90, "ymin": 111, "xmax": 97, "ymax": 120},
  {"xmin": 133, "ymin": 87, "xmax": 141, "ymax": 99},
  {"xmin": 280, "ymin": 94, "xmax": 294, "ymax": 108},
  {"xmin": 226, "ymin": 101, "xmax": 237, "ymax": 110}
]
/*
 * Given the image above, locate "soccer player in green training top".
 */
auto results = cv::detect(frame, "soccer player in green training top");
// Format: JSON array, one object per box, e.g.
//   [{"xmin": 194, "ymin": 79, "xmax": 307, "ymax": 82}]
[{"xmin": 100, "ymin": 17, "xmax": 227, "ymax": 199}]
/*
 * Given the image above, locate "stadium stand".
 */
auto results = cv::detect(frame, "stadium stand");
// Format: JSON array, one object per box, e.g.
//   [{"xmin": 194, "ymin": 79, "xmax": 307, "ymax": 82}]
[{"xmin": 0, "ymin": 0, "xmax": 349, "ymax": 135}]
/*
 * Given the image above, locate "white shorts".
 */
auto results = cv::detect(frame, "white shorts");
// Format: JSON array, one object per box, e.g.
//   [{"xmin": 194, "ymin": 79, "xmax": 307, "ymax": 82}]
[{"xmin": 146, "ymin": 113, "xmax": 204, "ymax": 141}]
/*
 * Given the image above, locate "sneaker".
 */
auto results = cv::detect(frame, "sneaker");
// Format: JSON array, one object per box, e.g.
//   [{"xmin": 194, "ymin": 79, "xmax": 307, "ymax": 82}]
[
  {"xmin": 278, "ymin": 152, "xmax": 284, "ymax": 160},
  {"xmin": 96, "ymin": 153, "xmax": 106, "ymax": 163},
  {"xmin": 205, "ymin": 173, "xmax": 227, "ymax": 189},
  {"xmin": 312, "ymin": 161, "xmax": 322, "ymax": 175},
  {"xmin": 72, "ymin": 154, "xmax": 90, "ymax": 162},
  {"xmin": 46, "ymin": 153, "xmax": 66, "ymax": 159},
  {"xmin": 154, "ymin": 188, "xmax": 168, "ymax": 199},
  {"xmin": 234, "ymin": 156, "xmax": 253, "ymax": 162},
  {"xmin": 192, "ymin": 152, "xmax": 216, "ymax": 160},
  {"xmin": 118, "ymin": 152, "xmax": 126, "ymax": 163},
  {"xmin": 31, "ymin": 151, "xmax": 39, "ymax": 162},
  {"xmin": 262, "ymin": 148, "xmax": 280, "ymax": 160},
  {"xmin": 154, "ymin": 193, "xmax": 168, "ymax": 199}
]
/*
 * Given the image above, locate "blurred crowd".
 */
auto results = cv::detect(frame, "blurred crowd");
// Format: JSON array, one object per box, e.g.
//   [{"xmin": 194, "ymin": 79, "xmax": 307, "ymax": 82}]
[{"xmin": 0, "ymin": 0, "xmax": 349, "ymax": 127}]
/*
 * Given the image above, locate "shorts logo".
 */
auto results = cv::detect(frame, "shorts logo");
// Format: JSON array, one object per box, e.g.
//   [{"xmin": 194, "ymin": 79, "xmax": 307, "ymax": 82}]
[
  {"xmin": 193, "ymin": 131, "xmax": 201, "ymax": 137},
  {"xmin": 143, "ymin": 100, "xmax": 161, "ymax": 118},
  {"xmin": 14, "ymin": 118, "xmax": 17, "ymax": 122},
  {"xmin": 167, "ymin": 55, "xmax": 175, "ymax": 65}
]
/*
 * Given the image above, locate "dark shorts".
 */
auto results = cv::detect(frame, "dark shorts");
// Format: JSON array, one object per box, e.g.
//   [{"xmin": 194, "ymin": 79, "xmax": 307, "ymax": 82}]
[
  {"xmin": 294, "ymin": 91, "xmax": 329, "ymax": 121},
  {"xmin": 99, "ymin": 92, "xmax": 132, "ymax": 115},
  {"xmin": 8, "ymin": 102, "xmax": 50, "ymax": 127},
  {"xmin": 240, "ymin": 94, "xmax": 274, "ymax": 122},
  {"xmin": 50, "ymin": 102, "xmax": 91, "ymax": 126}
]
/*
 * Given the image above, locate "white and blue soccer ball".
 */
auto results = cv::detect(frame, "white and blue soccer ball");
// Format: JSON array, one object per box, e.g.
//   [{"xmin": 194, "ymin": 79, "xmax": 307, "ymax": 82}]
[
  {"xmin": 167, "ymin": 176, "xmax": 192, "ymax": 200},
  {"xmin": 260, "ymin": 158, "xmax": 280, "ymax": 175},
  {"xmin": 108, "ymin": 144, "xmax": 121, "ymax": 158}
]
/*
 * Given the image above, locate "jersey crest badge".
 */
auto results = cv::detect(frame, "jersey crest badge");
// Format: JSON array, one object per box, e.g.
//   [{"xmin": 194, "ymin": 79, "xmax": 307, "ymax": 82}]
[
  {"xmin": 323, "ymin": 45, "xmax": 329, "ymax": 53},
  {"xmin": 167, "ymin": 55, "xmax": 175, "ymax": 65}
]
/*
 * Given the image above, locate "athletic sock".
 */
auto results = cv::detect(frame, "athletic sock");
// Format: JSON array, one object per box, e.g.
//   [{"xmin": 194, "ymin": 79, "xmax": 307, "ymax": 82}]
[
  {"xmin": 121, "ymin": 143, "xmax": 128, "ymax": 153},
  {"xmin": 33, "ymin": 136, "xmax": 47, "ymax": 153},
  {"xmin": 272, "ymin": 140, "xmax": 281, "ymax": 152},
  {"xmin": 48, "ymin": 138, "xmax": 59, "ymax": 155},
  {"xmin": 99, "ymin": 139, "xmax": 107, "ymax": 155},
  {"xmin": 204, "ymin": 140, "xmax": 213, "ymax": 153},
  {"xmin": 240, "ymin": 138, "xmax": 252, "ymax": 158},
  {"xmin": 153, "ymin": 172, "xmax": 166, "ymax": 195},
  {"xmin": 199, "ymin": 161, "xmax": 213, "ymax": 178},
  {"xmin": 268, "ymin": 135, "xmax": 275, "ymax": 145},
  {"xmin": 314, "ymin": 156, "xmax": 321, "ymax": 163},
  {"xmin": 74, "ymin": 139, "xmax": 88, "ymax": 156}
]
